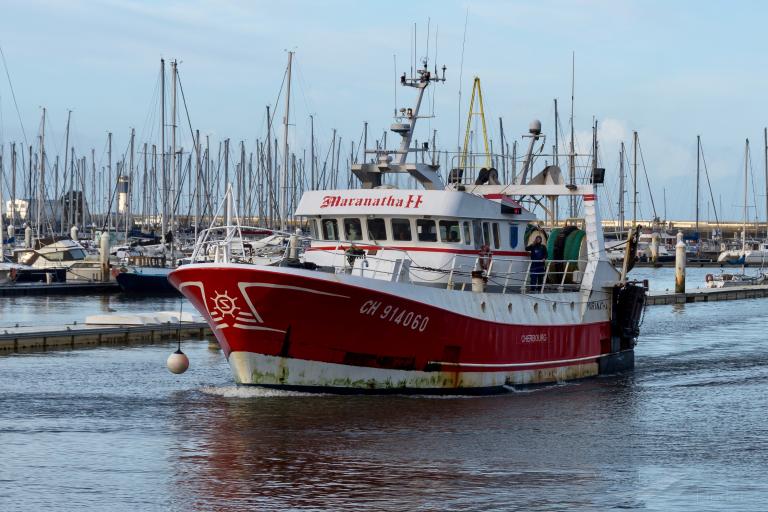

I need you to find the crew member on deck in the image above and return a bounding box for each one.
[526,236,548,288]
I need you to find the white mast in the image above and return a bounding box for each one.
[395,65,430,166]
[127,127,134,240]
[619,141,625,232]
[568,52,576,218]
[195,129,201,242]
[632,130,638,226]
[764,127,767,239]
[63,110,71,234]
[310,114,315,190]
[170,59,178,257]
[107,131,112,231]
[743,138,749,254]
[281,51,293,232]
[36,108,46,241]
[160,58,166,247]
[0,150,4,256]
[696,135,700,234]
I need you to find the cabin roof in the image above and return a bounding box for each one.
[295,189,536,221]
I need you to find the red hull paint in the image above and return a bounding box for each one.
[169,265,611,374]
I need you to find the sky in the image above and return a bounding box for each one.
[0,0,767,222]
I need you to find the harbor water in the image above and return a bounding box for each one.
[1,267,767,510]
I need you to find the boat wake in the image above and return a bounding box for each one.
[197,385,319,398]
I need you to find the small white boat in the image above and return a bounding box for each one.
[717,241,768,265]
[705,271,767,288]
[14,239,105,282]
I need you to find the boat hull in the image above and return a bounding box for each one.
[116,268,178,294]
[169,263,626,392]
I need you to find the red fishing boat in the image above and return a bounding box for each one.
[169,59,646,393]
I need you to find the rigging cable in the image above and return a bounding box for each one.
[698,139,720,229]
[636,135,658,219]
[456,8,469,150]
[0,44,28,148]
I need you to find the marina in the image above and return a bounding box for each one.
[2,1,768,510]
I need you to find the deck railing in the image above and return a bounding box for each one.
[317,244,587,295]
[192,224,290,264]
[192,225,588,295]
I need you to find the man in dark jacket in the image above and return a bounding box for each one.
[526,236,548,288]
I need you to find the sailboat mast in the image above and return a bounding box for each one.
[281,51,294,232]
[632,131,638,226]
[37,107,46,241]
[568,52,576,218]
[127,128,134,240]
[696,135,700,234]
[744,138,749,252]
[619,142,625,231]
[107,132,112,231]
[764,127,767,239]
[11,143,16,228]
[63,110,71,234]
[170,59,178,255]
[0,151,4,254]
[160,58,166,246]
[591,119,598,171]
[195,129,201,241]
[310,114,315,190]
[553,99,559,169]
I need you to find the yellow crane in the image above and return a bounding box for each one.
[460,77,491,171]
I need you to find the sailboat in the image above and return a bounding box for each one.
[708,138,768,287]
[115,59,183,294]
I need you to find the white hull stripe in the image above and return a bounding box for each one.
[430,353,607,368]
[239,281,350,299]
[232,323,286,333]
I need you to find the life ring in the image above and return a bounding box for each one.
[478,244,492,270]
[705,273,714,282]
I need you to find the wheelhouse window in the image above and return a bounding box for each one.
[416,219,437,242]
[492,223,501,249]
[473,221,483,248]
[439,220,461,243]
[481,222,490,247]
[308,219,319,239]
[509,224,519,249]
[367,218,387,241]
[463,221,472,245]
[392,218,412,241]
[343,218,363,241]
[321,219,338,240]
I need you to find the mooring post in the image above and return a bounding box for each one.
[650,232,659,264]
[675,231,686,293]
[100,232,111,282]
